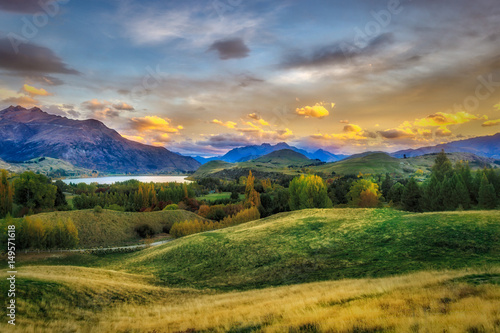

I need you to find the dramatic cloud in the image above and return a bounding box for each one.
[209,38,250,60]
[482,119,500,127]
[81,99,135,119]
[196,133,255,149]
[0,0,57,13]
[22,84,51,97]
[435,127,452,137]
[296,103,330,118]
[378,128,415,139]
[211,119,237,129]
[311,124,374,142]
[0,38,79,74]
[125,115,183,146]
[112,102,134,111]
[282,33,394,69]
[1,95,39,107]
[343,124,363,133]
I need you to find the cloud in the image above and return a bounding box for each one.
[435,127,452,137]
[211,119,237,129]
[482,119,500,127]
[247,113,269,126]
[0,0,57,13]
[197,133,255,149]
[22,84,51,97]
[378,128,415,139]
[343,124,363,133]
[0,38,79,74]
[209,38,250,60]
[81,99,135,119]
[296,103,330,118]
[413,111,483,127]
[282,33,394,69]
[112,102,134,111]
[339,120,349,124]
[1,95,39,107]
[129,116,180,133]
[494,103,500,111]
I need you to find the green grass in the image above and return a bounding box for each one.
[85,208,500,291]
[2,209,206,248]
[196,192,245,202]
[313,152,411,175]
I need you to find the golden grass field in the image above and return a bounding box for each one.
[1,266,499,332]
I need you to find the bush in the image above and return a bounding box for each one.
[163,204,178,210]
[134,223,155,238]
[94,205,103,213]
[106,204,125,212]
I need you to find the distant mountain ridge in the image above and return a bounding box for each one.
[392,133,500,159]
[0,105,200,173]
[193,142,346,164]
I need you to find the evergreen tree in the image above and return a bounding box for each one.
[478,174,497,209]
[381,173,393,199]
[452,173,470,209]
[387,182,404,206]
[402,178,422,212]
[421,174,441,211]
[432,150,453,181]
[441,176,457,211]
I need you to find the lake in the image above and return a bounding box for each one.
[62,175,192,185]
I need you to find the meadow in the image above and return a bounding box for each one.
[1,208,499,332]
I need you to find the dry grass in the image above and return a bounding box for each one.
[1,266,499,333]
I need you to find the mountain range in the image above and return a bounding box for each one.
[192,142,347,164]
[0,106,200,173]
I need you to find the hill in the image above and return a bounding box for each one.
[191,142,346,164]
[190,149,322,179]
[0,156,93,177]
[252,149,312,164]
[312,152,410,176]
[2,209,205,248]
[0,105,200,173]
[392,132,500,159]
[117,208,500,290]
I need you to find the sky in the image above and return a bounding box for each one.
[0,0,499,156]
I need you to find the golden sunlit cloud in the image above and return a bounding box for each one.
[312,124,374,142]
[413,111,484,127]
[379,127,415,139]
[435,127,452,137]
[296,103,330,118]
[494,103,500,111]
[482,119,500,127]
[22,84,51,97]
[211,119,237,129]
[247,113,270,126]
[130,115,180,133]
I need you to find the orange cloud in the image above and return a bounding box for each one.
[482,119,500,127]
[343,124,363,133]
[211,119,237,129]
[130,116,180,133]
[22,84,51,97]
[112,102,134,111]
[296,103,330,118]
[312,124,374,142]
[247,113,270,126]
[435,127,452,137]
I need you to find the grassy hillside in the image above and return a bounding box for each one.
[251,149,311,164]
[0,157,92,177]
[8,209,206,248]
[312,152,412,176]
[1,265,498,332]
[115,209,500,290]
[190,160,235,179]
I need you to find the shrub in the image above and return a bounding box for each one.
[94,205,103,213]
[134,223,155,238]
[163,204,179,210]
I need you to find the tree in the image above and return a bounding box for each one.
[402,178,421,212]
[14,171,57,210]
[387,182,404,206]
[452,173,470,210]
[478,174,497,209]
[347,179,381,208]
[432,150,453,181]
[289,174,332,210]
[381,173,393,199]
[0,169,13,217]
[244,171,260,208]
[420,174,442,211]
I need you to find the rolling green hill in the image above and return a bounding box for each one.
[116,208,500,290]
[3,209,206,248]
[251,149,311,165]
[312,152,411,176]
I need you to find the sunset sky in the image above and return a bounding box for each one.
[0,0,499,156]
